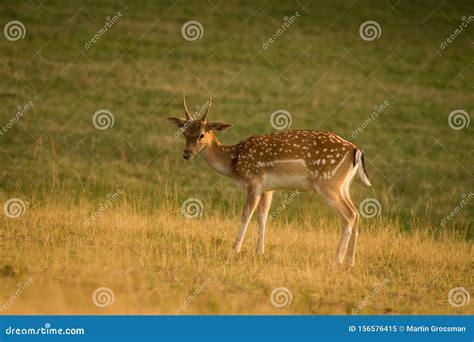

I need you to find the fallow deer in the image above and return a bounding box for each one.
[167,94,372,266]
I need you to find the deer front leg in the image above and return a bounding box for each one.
[256,191,273,255]
[233,185,262,255]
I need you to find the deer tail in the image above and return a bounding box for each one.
[353,149,372,186]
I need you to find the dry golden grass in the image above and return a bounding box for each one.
[1,194,472,315]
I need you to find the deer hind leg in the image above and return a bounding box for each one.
[315,185,358,266]
[256,191,273,255]
[233,185,262,254]
[341,185,359,267]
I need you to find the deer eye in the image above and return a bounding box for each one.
[199,133,205,140]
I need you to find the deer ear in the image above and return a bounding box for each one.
[167,117,186,128]
[208,122,233,132]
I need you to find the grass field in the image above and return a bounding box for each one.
[0,0,472,314]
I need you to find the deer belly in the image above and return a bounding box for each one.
[262,173,312,191]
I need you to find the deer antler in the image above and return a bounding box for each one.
[182,92,191,120]
[201,96,212,122]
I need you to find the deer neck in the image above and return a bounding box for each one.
[201,137,235,177]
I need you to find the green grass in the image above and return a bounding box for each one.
[0,0,472,223]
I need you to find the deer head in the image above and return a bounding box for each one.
[167,93,232,160]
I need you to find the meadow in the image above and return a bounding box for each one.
[0,0,472,314]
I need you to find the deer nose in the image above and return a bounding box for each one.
[183,151,192,160]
